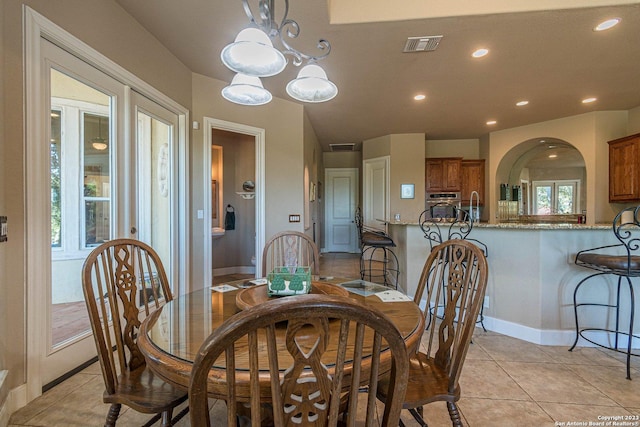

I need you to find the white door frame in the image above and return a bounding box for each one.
[24,7,189,401]
[202,118,266,287]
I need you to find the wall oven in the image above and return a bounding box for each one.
[425,192,462,222]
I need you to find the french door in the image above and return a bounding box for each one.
[37,39,181,387]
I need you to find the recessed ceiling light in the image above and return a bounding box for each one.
[486,120,497,125]
[516,100,529,106]
[414,94,426,101]
[548,154,558,158]
[594,18,621,31]
[582,97,597,104]
[472,48,489,58]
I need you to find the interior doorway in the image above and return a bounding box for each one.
[203,118,265,286]
[324,168,359,253]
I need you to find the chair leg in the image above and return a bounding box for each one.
[408,407,429,426]
[104,404,121,427]
[160,408,173,427]
[447,402,463,427]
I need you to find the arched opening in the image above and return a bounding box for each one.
[496,137,586,221]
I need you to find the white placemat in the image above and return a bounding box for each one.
[375,290,412,302]
[211,284,238,293]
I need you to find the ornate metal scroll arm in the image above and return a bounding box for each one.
[241,0,331,66]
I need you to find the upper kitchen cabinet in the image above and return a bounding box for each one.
[425,158,462,192]
[609,133,640,202]
[461,159,485,205]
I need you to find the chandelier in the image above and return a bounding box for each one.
[221,0,338,106]
[91,116,108,151]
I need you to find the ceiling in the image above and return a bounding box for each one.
[114,1,640,152]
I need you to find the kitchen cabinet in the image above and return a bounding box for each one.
[609,133,640,202]
[461,159,485,205]
[425,158,462,192]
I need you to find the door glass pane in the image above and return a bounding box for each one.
[535,185,552,214]
[557,184,574,214]
[136,110,172,286]
[50,68,112,349]
[51,109,62,248]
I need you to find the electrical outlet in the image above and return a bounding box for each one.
[483,296,490,308]
[0,216,7,242]
[288,214,301,223]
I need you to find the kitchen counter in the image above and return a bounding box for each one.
[386,220,611,230]
[387,221,635,347]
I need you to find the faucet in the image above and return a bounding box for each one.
[469,191,480,222]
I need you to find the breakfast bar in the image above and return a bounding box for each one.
[386,221,638,347]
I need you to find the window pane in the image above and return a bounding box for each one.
[84,200,110,246]
[50,109,62,247]
[536,186,552,214]
[83,113,111,248]
[557,184,574,214]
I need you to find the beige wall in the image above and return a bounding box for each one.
[323,151,361,169]
[1,0,192,393]
[425,138,480,158]
[628,105,640,134]
[362,134,391,159]
[0,0,8,408]
[490,111,628,224]
[190,73,309,287]
[389,134,426,222]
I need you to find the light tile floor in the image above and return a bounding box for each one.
[10,253,640,426]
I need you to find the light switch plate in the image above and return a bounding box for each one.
[0,216,7,242]
[289,214,301,223]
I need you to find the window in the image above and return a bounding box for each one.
[532,180,579,214]
[51,91,112,258]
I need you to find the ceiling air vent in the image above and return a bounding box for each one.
[330,143,356,152]
[403,35,443,53]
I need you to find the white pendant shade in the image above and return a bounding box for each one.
[221,73,272,106]
[220,28,287,77]
[286,64,338,103]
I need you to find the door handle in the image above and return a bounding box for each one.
[130,226,137,234]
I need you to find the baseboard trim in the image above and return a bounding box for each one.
[482,316,640,348]
[0,384,27,427]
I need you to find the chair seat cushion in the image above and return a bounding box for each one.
[377,351,459,408]
[361,231,395,247]
[576,253,640,274]
[104,365,187,413]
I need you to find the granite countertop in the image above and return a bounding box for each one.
[387,221,612,230]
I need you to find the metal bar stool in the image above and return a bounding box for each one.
[569,206,640,379]
[419,207,488,332]
[355,207,399,289]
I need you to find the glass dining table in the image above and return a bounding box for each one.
[138,277,425,401]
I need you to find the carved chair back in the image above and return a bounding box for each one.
[188,294,410,427]
[262,231,320,276]
[414,239,489,387]
[82,238,174,395]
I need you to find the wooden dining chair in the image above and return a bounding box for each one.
[188,294,410,427]
[81,238,188,427]
[376,239,488,427]
[261,230,320,276]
